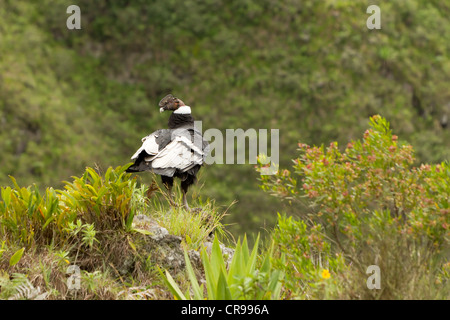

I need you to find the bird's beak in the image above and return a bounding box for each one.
[159,107,165,113]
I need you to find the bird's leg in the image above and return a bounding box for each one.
[167,185,177,207]
[182,189,190,211]
[182,189,202,213]
[161,176,177,207]
[181,177,202,212]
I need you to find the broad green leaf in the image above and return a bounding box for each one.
[260,241,273,274]
[9,176,21,195]
[9,247,25,266]
[86,184,98,196]
[128,238,137,252]
[241,235,250,263]
[201,247,217,300]
[246,234,260,275]
[268,269,284,299]
[184,249,203,300]
[104,167,112,183]
[227,239,242,285]
[210,237,226,281]
[42,216,55,229]
[216,270,232,300]
[0,241,6,259]
[125,211,135,230]
[1,187,12,207]
[157,267,187,300]
[186,234,192,245]
[132,228,153,236]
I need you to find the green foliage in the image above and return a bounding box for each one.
[65,220,99,249]
[9,247,25,267]
[160,235,284,300]
[0,241,6,260]
[1,0,449,240]
[0,272,31,300]
[0,177,69,247]
[0,165,136,249]
[270,214,345,298]
[53,249,71,267]
[153,200,228,250]
[258,116,449,299]
[60,165,136,232]
[1,0,450,300]
[129,176,229,250]
[0,164,233,300]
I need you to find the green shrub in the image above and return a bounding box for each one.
[0,177,71,247]
[0,165,231,299]
[60,165,136,232]
[258,116,449,299]
[270,213,345,299]
[0,165,136,249]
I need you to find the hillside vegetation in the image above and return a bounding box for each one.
[0,1,449,247]
[0,116,448,300]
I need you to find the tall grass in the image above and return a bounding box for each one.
[132,173,232,250]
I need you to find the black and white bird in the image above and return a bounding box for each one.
[126,94,210,211]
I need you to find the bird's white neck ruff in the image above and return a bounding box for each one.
[174,106,191,114]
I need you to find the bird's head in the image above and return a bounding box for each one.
[159,94,186,113]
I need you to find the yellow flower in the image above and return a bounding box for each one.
[321,269,331,279]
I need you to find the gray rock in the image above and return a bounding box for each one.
[133,214,169,241]
[148,224,169,241]
[133,214,185,270]
[132,214,234,272]
[188,249,202,268]
[203,241,235,267]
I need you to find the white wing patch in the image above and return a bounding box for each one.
[130,129,207,174]
[131,133,160,160]
[151,136,204,171]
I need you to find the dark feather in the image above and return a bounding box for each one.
[126,99,209,199]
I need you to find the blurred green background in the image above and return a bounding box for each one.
[0,0,449,239]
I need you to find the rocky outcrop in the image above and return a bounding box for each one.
[132,214,234,272]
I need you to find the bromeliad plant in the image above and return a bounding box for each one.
[60,165,136,232]
[160,235,284,300]
[0,165,137,249]
[0,177,70,247]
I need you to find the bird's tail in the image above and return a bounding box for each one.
[125,162,144,173]
[125,166,138,173]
